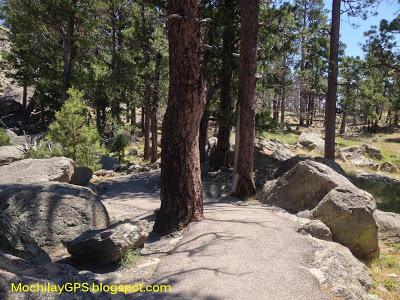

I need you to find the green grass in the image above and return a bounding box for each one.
[120,249,142,268]
[261,131,298,145]
[370,243,400,299]
[0,128,10,146]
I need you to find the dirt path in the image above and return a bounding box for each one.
[100,172,330,299]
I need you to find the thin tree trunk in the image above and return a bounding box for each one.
[200,86,214,164]
[214,0,236,170]
[231,0,259,198]
[339,110,347,134]
[324,0,341,160]
[131,105,136,126]
[150,53,162,163]
[154,0,206,234]
[22,83,28,112]
[62,3,76,101]
[143,82,151,161]
[141,107,145,135]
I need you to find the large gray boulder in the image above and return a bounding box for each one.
[312,187,379,259]
[0,210,51,264]
[273,155,346,178]
[374,210,400,243]
[66,221,149,265]
[298,133,324,151]
[0,145,24,166]
[256,139,294,162]
[309,239,372,300]
[261,160,353,213]
[0,157,74,184]
[0,183,109,254]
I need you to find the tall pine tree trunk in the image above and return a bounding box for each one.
[154,0,206,234]
[62,4,76,101]
[214,0,236,170]
[22,83,28,112]
[325,0,341,160]
[231,0,258,198]
[199,86,214,164]
[150,53,162,163]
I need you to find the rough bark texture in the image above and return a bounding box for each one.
[231,0,258,198]
[22,84,28,112]
[213,0,236,170]
[324,0,341,160]
[154,0,206,234]
[62,2,76,101]
[150,53,162,163]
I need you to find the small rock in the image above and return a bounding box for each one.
[362,144,383,160]
[296,210,313,219]
[379,162,398,174]
[298,220,332,241]
[94,169,115,177]
[66,221,149,265]
[256,139,294,162]
[386,273,397,278]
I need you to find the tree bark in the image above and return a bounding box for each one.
[22,83,28,112]
[213,0,236,171]
[143,82,151,161]
[150,53,162,163]
[62,2,76,101]
[231,0,258,199]
[154,0,206,234]
[131,105,136,126]
[324,0,341,160]
[199,85,214,164]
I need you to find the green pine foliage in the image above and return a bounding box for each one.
[48,88,104,170]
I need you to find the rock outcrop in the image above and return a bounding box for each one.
[374,210,400,243]
[337,144,383,169]
[0,97,21,117]
[298,133,325,151]
[273,155,346,178]
[0,183,109,254]
[0,145,24,166]
[312,187,379,259]
[0,211,51,264]
[261,160,353,213]
[309,239,372,300]
[256,139,294,162]
[66,221,149,264]
[0,157,74,184]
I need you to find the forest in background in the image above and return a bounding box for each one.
[0,0,399,233]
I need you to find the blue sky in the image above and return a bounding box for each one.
[323,0,400,57]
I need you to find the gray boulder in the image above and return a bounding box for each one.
[374,210,400,243]
[337,145,381,169]
[0,157,74,184]
[0,97,21,116]
[0,210,51,264]
[70,166,93,186]
[66,221,149,264]
[298,133,324,151]
[309,239,372,299]
[100,155,120,171]
[312,187,379,259]
[256,139,294,162]
[261,160,353,213]
[0,145,24,166]
[0,183,109,254]
[297,220,332,241]
[273,155,346,178]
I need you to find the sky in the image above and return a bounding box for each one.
[323,0,400,57]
